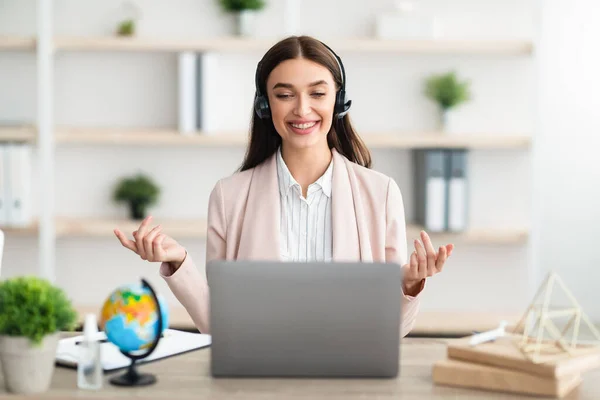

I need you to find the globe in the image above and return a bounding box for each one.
[100,281,169,354]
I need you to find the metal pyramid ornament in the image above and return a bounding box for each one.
[511,271,600,363]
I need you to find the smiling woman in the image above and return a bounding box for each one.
[241,36,371,174]
[114,35,454,337]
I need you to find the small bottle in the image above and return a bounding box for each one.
[77,313,103,390]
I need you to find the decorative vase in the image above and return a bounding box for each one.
[0,333,60,394]
[440,108,459,134]
[129,201,147,220]
[234,10,255,36]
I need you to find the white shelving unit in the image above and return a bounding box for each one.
[0,1,536,334]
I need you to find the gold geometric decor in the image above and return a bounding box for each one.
[510,271,600,363]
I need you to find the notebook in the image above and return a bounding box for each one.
[55,329,211,372]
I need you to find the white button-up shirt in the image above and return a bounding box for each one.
[276,148,333,262]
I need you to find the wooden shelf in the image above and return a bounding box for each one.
[55,217,206,238]
[0,36,36,50]
[0,222,39,235]
[55,128,248,147]
[0,125,36,142]
[55,216,527,244]
[407,311,523,336]
[55,128,531,150]
[75,304,521,337]
[53,36,533,55]
[364,133,531,149]
[0,35,534,55]
[407,225,529,245]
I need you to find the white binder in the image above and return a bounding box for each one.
[0,145,7,226]
[6,143,32,227]
[413,149,448,232]
[197,52,218,134]
[178,51,198,135]
[447,150,468,232]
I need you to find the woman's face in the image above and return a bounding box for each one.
[266,57,336,151]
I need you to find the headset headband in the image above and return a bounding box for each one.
[255,40,346,97]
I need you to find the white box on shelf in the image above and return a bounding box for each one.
[375,14,440,40]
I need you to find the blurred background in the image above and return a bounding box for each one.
[0,0,598,337]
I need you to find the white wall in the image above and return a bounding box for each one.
[535,0,600,322]
[0,0,549,321]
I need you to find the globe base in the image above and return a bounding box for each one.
[109,361,157,387]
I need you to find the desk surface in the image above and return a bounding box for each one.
[0,338,597,399]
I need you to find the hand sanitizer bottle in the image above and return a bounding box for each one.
[78,314,103,390]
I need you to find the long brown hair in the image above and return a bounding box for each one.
[238,35,372,171]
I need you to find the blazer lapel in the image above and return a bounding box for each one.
[331,149,362,261]
[237,152,281,261]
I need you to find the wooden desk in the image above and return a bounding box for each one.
[0,338,597,399]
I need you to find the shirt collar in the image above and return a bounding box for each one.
[276,147,333,198]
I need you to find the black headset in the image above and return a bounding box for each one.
[253,41,352,120]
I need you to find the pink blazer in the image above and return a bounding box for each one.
[160,148,423,337]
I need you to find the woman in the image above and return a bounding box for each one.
[114,35,454,337]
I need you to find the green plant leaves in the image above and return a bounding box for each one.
[218,0,266,12]
[424,71,471,110]
[113,173,160,206]
[0,276,78,346]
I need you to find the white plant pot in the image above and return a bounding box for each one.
[440,108,460,134]
[234,10,256,37]
[0,333,60,394]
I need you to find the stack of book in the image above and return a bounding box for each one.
[432,333,600,398]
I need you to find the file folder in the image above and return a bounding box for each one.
[6,143,32,227]
[447,149,468,232]
[413,149,448,232]
[178,51,197,135]
[0,145,7,226]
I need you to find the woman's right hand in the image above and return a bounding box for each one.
[114,215,187,270]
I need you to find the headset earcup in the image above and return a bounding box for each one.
[335,90,351,119]
[254,95,271,119]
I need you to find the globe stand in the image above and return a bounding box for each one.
[109,278,164,387]
[110,359,156,386]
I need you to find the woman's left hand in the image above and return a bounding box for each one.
[402,230,454,296]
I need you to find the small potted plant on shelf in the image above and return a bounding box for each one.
[114,1,142,37]
[424,71,471,133]
[0,276,78,394]
[116,19,136,36]
[218,0,266,37]
[113,173,160,220]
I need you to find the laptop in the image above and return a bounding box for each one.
[206,260,402,378]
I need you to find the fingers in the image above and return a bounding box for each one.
[436,245,448,272]
[143,225,162,260]
[413,239,428,280]
[446,244,454,257]
[114,229,137,253]
[153,234,167,260]
[420,231,437,277]
[134,216,153,259]
[410,250,418,270]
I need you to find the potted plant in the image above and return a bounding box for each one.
[113,173,160,220]
[424,71,471,133]
[0,276,78,394]
[116,19,136,36]
[114,1,141,37]
[218,0,266,36]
